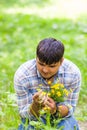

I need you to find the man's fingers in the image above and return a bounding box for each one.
[46,96,54,103]
[44,99,50,106]
[33,90,42,100]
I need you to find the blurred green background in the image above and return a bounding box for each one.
[0,0,87,129]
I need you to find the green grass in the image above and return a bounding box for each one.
[0,0,87,129]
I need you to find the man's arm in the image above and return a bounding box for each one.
[14,71,33,118]
[57,71,81,117]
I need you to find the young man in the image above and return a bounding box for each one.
[14,38,81,130]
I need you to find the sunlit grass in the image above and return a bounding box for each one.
[1,0,87,19]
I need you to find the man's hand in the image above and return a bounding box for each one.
[57,105,69,117]
[30,90,69,118]
[30,90,45,117]
[43,97,57,114]
[43,97,69,117]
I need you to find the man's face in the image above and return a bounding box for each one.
[36,57,63,80]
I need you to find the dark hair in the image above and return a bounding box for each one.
[36,38,64,65]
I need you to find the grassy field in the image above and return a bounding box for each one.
[0,0,87,129]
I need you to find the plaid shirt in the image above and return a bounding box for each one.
[14,58,81,120]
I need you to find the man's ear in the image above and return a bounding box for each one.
[60,57,64,65]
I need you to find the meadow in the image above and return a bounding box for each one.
[0,0,87,129]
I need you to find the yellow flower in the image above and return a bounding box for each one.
[42,91,46,95]
[60,84,64,88]
[51,84,59,89]
[47,81,52,85]
[43,106,50,111]
[37,79,70,103]
[51,89,55,94]
[63,89,69,96]
[47,92,51,96]
[56,91,61,97]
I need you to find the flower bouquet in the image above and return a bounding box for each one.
[30,80,71,130]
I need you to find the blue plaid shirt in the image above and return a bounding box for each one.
[14,58,81,120]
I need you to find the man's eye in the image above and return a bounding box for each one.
[50,66,55,68]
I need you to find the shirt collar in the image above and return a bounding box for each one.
[37,69,42,78]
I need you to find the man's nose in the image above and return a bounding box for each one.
[42,66,49,73]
